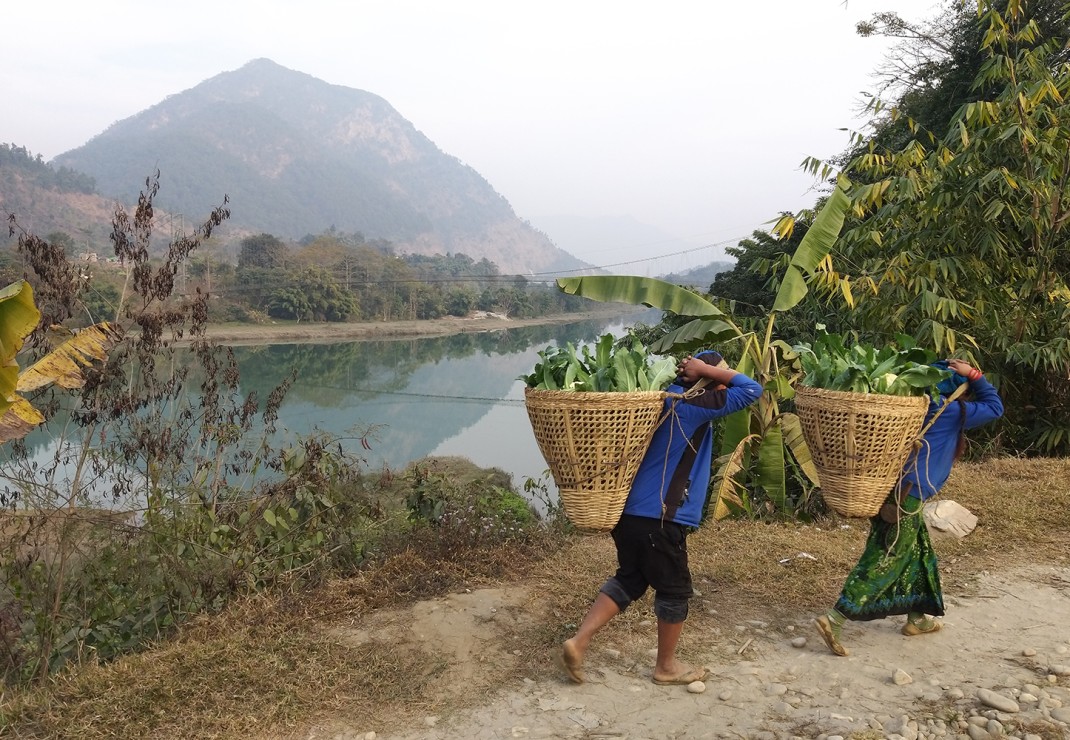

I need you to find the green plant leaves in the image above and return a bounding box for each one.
[792,329,948,396]
[520,333,676,392]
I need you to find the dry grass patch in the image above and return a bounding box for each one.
[2,456,1067,738]
[0,596,444,739]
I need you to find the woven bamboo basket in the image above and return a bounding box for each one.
[524,387,667,533]
[794,385,929,518]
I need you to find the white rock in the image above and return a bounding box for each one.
[946,688,965,700]
[1022,648,1038,657]
[791,636,807,648]
[923,499,978,538]
[510,728,528,737]
[687,680,706,694]
[718,690,732,701]
[1049,664,1070,676]
[893,668,913,685]
[1020,692,1039,702]
[977,688,1020,713]
[1050,706,1070,723]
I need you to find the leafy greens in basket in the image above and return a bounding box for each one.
[520,333,678,392]
[792,330,950,397]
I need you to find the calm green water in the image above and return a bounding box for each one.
[232,312,648,487]
[5,310,654,506]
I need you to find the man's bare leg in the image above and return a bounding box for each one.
[561,592,619,684]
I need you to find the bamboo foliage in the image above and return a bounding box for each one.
[796,1,1070,450]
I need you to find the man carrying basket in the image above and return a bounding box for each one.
[815,359,1004,656]
[561,350,762,686]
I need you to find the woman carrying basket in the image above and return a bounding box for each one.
[561,350,762,686]
[815,359,1003,656]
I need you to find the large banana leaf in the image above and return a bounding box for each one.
[755,422,786,513]
[17,322,122,392]
[0,396,45,443]
[556,276,722,317]
[717,336,760,457]
[0,280,42,418]
[0,321,123,444]
[780,412,820,486]
[648,318,741,355]
[709,434,759,520]
[772,177,853,312]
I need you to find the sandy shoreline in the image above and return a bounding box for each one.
[196,306,642,346]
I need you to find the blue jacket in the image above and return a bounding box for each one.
[623,373,762,527]
[903,376,1004,500]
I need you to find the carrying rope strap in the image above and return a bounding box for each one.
[884,381,972,541]
[658,377,714,523]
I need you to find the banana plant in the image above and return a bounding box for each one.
[556,179,852,519]
[0,280,122,443]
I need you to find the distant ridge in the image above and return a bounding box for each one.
[51,59,587,275]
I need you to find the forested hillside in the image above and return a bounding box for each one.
[47,59,586,276]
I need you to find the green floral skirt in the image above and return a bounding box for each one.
[835,493,944,621]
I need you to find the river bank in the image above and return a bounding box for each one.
[197,306,640,346]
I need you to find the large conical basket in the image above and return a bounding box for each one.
[524,388,667,533]
[794,385,929,518]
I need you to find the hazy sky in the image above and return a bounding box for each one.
[2,1,942,271]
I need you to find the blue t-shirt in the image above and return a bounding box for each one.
[902,376,1004,499]
[623,373,762,527]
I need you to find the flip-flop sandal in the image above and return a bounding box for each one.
[902,618,942,636]
[652,666,710,686]
[814,615,849,656]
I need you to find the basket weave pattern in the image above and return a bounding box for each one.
[794,385,928,518]
[524,388,666,533]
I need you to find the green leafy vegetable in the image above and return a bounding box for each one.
[520,334,677,392]
[791,328,950,397]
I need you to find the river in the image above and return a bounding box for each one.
[3,309,660,509]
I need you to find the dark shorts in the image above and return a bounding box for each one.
[610,514,694,602]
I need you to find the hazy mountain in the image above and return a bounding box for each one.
[48,59,588,275]
[531,212,731,278]
[658,261,736,290]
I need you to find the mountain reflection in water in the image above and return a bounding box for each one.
[7,310,654,508]
[231,312,652,503]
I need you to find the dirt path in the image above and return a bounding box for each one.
[306,563,1070,740]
